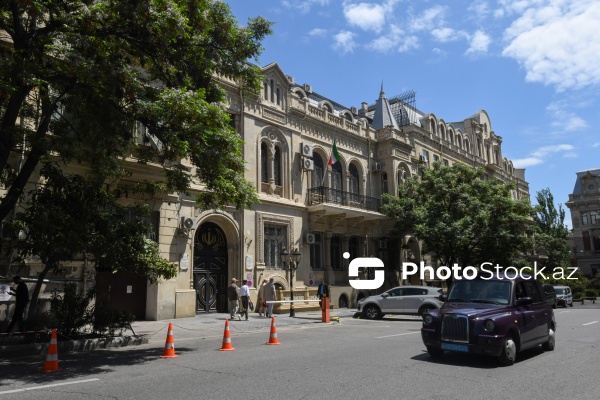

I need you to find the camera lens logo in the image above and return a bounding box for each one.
[345,252,384,290]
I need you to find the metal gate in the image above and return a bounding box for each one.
[193,222,228,313]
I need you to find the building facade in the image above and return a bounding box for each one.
[566,169,600,277]
[1,62,530,322]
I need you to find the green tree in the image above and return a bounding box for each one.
[0,0,272,223]
[381,163,534,284]
[532,188,572,274]
[9,165,177,318]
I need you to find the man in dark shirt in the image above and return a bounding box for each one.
[317,278,329,308]
[6,276,29,333]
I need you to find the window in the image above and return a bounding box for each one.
[264,224,287,269]
[590,211,600,224]
[331,235,342,270]
[270,79,275,102]
[382,172,388,195]
[422,150,430,167]
[524,281,542,304]
[457,136,462,149]
[349,236,360,259]
[312,154,324,188]
[433,154,439,163]
[582,211,589,225]
[404,288,427,296]
[331,162,343,191]
[443,160,449,166]
[261,142,268,183]
[310,233,323,270]
[274,146,282,186]
[593,235,600,252]
[349,164,359,195]
[276,88,281,105]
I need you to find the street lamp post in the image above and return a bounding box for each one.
[281,247,301,317]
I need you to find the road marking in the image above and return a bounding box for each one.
[582,321,598,326]
[0,378,100,395]
[376,331,421,339]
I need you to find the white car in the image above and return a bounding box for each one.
[553,285,573,307]
[357,286,444,319]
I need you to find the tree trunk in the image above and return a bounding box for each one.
[27,262,54,323]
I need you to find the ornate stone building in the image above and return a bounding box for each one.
[1,62,530,322]
[566,169,600,277]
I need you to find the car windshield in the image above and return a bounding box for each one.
[554,288,564,294]
[448,280,512,305]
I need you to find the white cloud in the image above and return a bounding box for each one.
[308,28,327,38]
[513,157,544,168]
[332,30,356,54]
[431,27,465,42]
[343,1,399,33]
[531,144,575,158]
[592,143,600,148]
[282,0,330,14]
[410,5,447,32]
[398,35,420,52]
[465,30,491,54]
[502,1,600,91]
[467,0,491,19]
[546,100,589,132]
[513,144,576,167]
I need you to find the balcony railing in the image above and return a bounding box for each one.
[308,186,381,212]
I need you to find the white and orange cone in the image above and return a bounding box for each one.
[219,319,235,351]
[265,317,280,345]
[160,322,178,358]
[41,329,60,372]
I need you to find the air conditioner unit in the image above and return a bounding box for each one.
[303,83,313,94]
[378,240,388,249]
[306,233,316,244]
[373,162,383,171]
[180,216,196,231]
[301,143,313,158]
[302,158,315,171]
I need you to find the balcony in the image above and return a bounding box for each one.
[307,187,381,213]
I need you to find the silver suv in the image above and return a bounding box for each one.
[358,285,444,319]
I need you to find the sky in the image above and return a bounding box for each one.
[227,0,600,228]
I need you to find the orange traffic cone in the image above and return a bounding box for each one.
[219,319,235,351]
[41,329,60,372]
[160,322,178,358]
[265,317,280,345]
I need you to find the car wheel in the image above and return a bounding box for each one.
[363,304,381,320]
[427,346,444,358]
[552,302,557,309]
[542,327,555,351]
[418,305,437,317]
[498,335,517,366]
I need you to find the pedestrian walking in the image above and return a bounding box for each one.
[6,276,29,333]
[227,278,241,320]
[257,279,268,316]
[239,280,251,320]
[264,277,277,318]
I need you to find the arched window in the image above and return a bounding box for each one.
[276,88,281,105]
[477,138,482,157]
[270,79,275,102]
[456,136,462,149]
[312,154,324,188]
[349,164,359,195]
[465,139,470,153]
[323,103,332,113]
[440,125,445,140]
[261,142,268,183]
[381,172,388,195]
[332,162,343,191]
[274,146,282,186]
[264,81,268,100]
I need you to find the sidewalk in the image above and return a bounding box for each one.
[0,309,358,357]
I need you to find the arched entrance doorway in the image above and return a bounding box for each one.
[194,222,228,313]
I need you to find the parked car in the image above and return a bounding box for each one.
[543,284,557,309]
[421,274,556,366]
[357,286,443,319]
[553,285,573,307]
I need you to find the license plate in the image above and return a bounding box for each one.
[441,342,468,352]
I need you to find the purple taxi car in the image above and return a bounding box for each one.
[421,274,556,366]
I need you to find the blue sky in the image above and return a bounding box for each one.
[227,0,600,228]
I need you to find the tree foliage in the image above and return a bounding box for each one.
[381,163,534,273]
[9,164,177,317]
[0,0,273,223]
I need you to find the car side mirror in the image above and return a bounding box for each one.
[438,294,447,302]
[381,293,389,298]
[516,297,533,307]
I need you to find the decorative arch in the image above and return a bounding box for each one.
[291,87,307,99]
[319,100,334,113]
[339,110,354,122]
[258,127,290,198]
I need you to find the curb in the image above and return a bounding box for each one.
[0,335,149,356]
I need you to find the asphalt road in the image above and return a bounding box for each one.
[0,307,598,400]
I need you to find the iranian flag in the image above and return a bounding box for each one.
[322,139,341,185]
[328,139,341,166]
